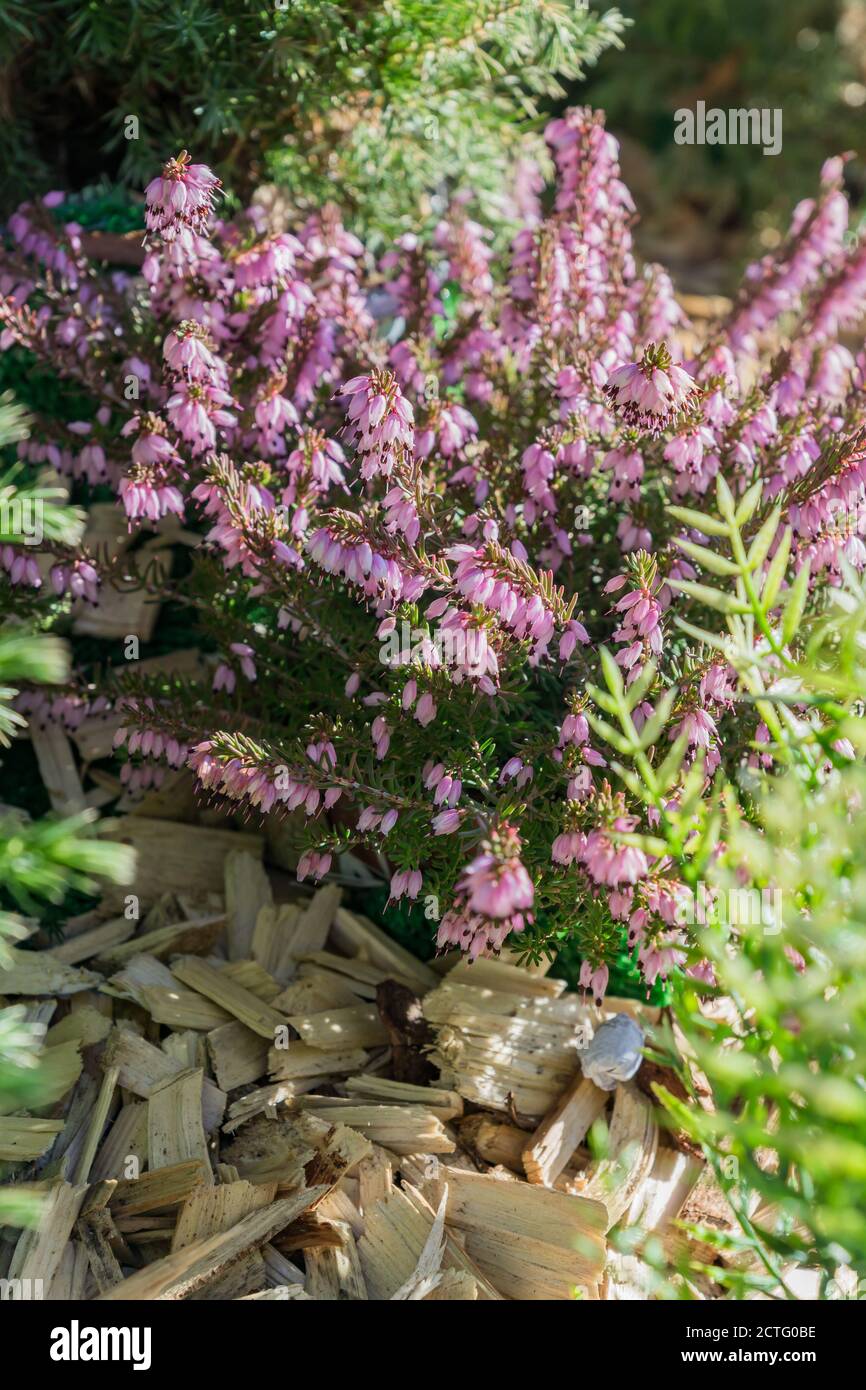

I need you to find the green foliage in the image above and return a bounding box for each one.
[590,479,866,1295]
[1,1,626,242]
[585,0,864,264]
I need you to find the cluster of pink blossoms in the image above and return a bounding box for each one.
[436,828,535,961]
[5,104,865,991]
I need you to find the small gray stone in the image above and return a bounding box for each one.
[580,1014,645,1092]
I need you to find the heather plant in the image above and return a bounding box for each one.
[2,108,866,1011]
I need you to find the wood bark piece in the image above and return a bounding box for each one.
[172,1179,277,1252]
[76,1209,125,1293]
[46,1239,91,1300]
[20,1039,83,1110]
[522,1075,608,1187]
[579,1083,659,1230]
[330,907,438,992]
[39,1074,98,1178]
[225,850,273,961]
[8,1180,88,1288]
[0,1116,64,1161]
[429,1165,608,1299]
[293,1099,455,1156]
[103,817,263,905]
[95,913,225,968]
[222,959,282,1001]
[187,1251,265,1300]
[342,1075,463,1119]
[171,955,288,1040]
[395,1180,504,1300]
[445,955,566,997]
[97,1188,327,1300]
[30,722,85,814]
[262,1243,306,1288]
[147,1068,213,1183]
[102,1026,225,1132]
[1,946,101,996]
[285,885,342,963]
[300,950,394,996]
[239,1285,312,1300]
[207,1020,270,1091]
[140,984,232,1031]
[45,1006,112,1049]
[459,1115,529,1172]
[252,904,301,982]
[424,979,589,1117]
[357,1182,501,1301]
[358,1147,394,1211]
[357,1186,440,1300]
[284,1003,388,1051]
[305,1219,368,1300]
[72,1064,119,1186]
[375,979,438,1084]
[268,1041,369,1083]
[626,1146,702,1232]
[223,1082,304,1133]
[298,1115,373,1186]
[317,1187,364,1238]
[271,972,363,1014]
[425,1270,478,1299]
[47,917,134,965]
[110,1159,212,1218]
[90,1102,148,1183]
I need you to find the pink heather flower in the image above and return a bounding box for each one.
[638,932,687,987]
[581,817,649,886]
[499,756,524,783]
[234,233,302,291]
[145,151,222,243]
[357,806,381,832]
[460,851,533,920]
[166,380,235,454]
[297,851,332,883]
[306,527,415,604]
[122,414,180,469]
[212,664,236,694]
[423,761,445,788]
[371,715,391,760]
[436,827,534,960]
[578,960,610,1006]
[552,830,585,865]
[401,678,417,710]
[339,369,414,477]
[390,868,422,901]
[50,559,99,604]
[559,618,589,661]
[119,471,185,523]
[415,692,437,727]
[163,320,225,383]
[432,809,460,835]
[672,708,717,748]
[567,768,594,800]
[604,343,699,436]
[229,642,257,681]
